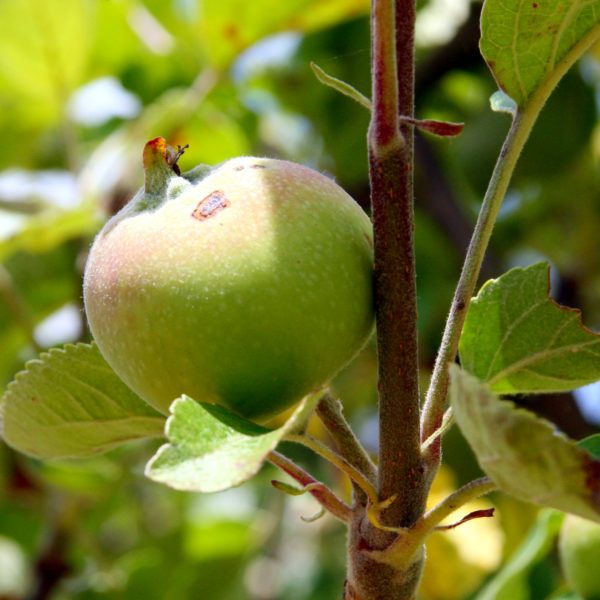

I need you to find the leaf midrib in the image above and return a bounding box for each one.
[487,337,600,386]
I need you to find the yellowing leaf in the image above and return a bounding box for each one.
[451,366,600,522]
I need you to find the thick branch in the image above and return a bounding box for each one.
[369,0,424,528]
[370,0,402,151]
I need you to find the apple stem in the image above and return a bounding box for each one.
[142,138,182,210]
[267,451,352,523]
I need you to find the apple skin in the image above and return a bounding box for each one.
[559,514,600,600]
[84,146,374,420]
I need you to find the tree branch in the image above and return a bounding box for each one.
[370,0,424,529]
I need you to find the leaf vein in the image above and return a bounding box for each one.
[488,338,600,385]
[484,296,546,381]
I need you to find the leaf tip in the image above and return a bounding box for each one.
[401,117,464,137]
[169,394,192,414]
[144,442,171,480]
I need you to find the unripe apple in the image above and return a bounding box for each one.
[559,514,600,599]
[83,138,374,420]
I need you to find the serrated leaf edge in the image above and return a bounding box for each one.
[472,263,600,390]
[144,390,325,492]
[3,342,96,398]
[144,396,282,492]
[481,0,600,107]
[451,365,600,518]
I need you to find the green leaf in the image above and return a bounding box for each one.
[480,0,600,107]
[0,205,100,263]
[474,509,564,600]
[450,366,600,522]
[145,391,323,492]
[0,0,91,126]
[0,343,165,459]
[310,62,372,110]
[0,245,81,388]
[579,434,600,460]
[196,0,369,67]
[459,263,600,394]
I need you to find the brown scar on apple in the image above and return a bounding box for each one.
[192,190,230,221]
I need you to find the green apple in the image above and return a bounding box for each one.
[559,514,600,599]
[83,138,374,420]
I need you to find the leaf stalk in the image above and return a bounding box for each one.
[421,105,539,476]
[285,433,379,505]
[267,451,352,523]
[315,394,378,486]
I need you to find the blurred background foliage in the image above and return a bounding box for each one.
[0,0,599,598]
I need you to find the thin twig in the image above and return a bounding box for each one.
[285,434,379,505]
[420,108,539,476]
[267,451,351,523]
[417,477,497,533]
[372,477,497,566]
[315,394,377,485]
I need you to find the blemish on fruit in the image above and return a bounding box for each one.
[532,2,538,7]
[233,165,245,171]
[192,190,230,221]
[250,164,266,169]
